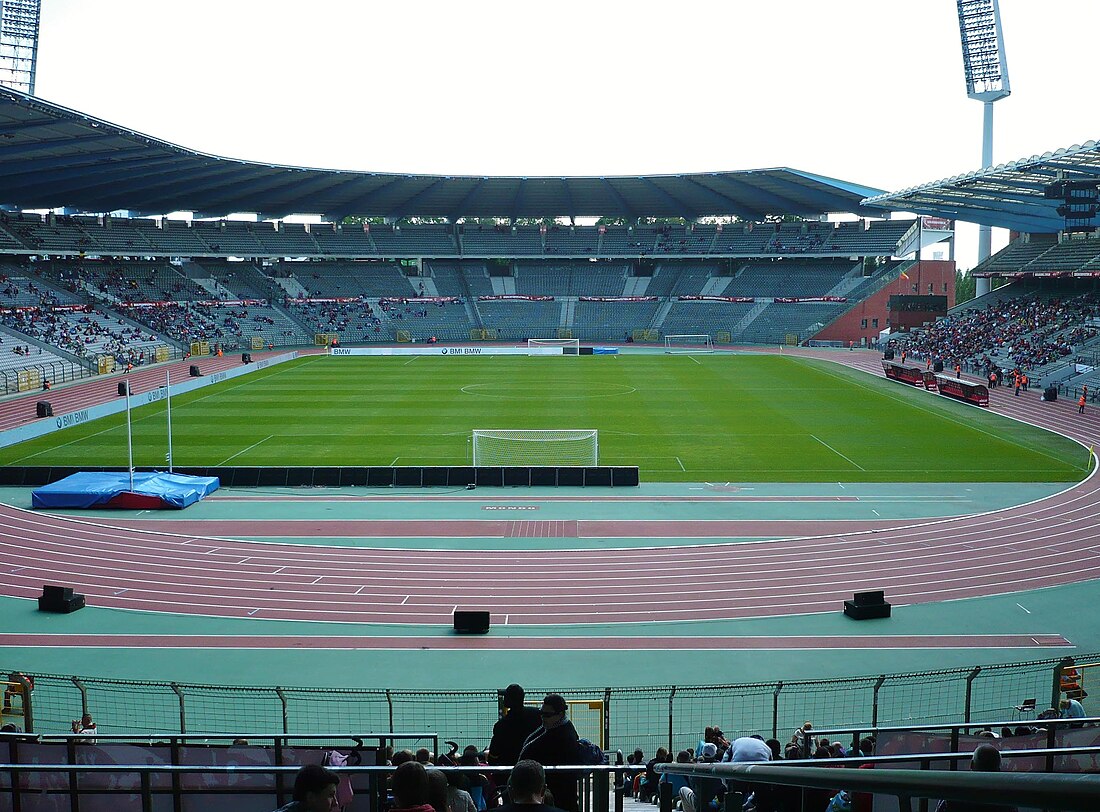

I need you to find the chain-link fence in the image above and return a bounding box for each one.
[6,652,1090,754]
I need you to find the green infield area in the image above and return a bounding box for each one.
[0,354,1088,481]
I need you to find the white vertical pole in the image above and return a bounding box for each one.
[125,383,134,491]
[165,369,173,473]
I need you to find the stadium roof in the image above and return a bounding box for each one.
[0,87,889,221]
[863,141,1100,233]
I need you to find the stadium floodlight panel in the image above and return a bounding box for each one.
[0,0,41,95]
[957,0,1010,101]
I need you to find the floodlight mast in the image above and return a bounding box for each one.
[0,0,41,95]
[957,0,1010,297]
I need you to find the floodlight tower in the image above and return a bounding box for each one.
[957,0,1010,297]
[0,0,41,95]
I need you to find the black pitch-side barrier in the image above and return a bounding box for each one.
[0,465,639,488]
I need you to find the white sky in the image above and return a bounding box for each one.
[29,0,1100,270]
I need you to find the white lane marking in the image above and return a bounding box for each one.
[688,356,703,365]
[218,435,274,465]
[810,434,866,471]
[403,356,418,366]
[390,457,400,466]
[1016,603,1031,614]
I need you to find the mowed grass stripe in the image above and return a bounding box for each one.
[0,355,1087,482]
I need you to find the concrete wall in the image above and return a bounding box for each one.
[812,261,956,346]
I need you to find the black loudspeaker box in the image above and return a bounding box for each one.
[933,360,944,373]
[117,381,129,396]
[36,401,53,418]
[843,590,890,620]
[38,584,86,613]
[882,349,895,360]
[453,610,491,634]
[189,365,201,377]
[242,352,252,363]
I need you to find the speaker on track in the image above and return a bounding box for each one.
[36,401,53,418]
[189,365,202,377]
[843,590,891,620]
[38,584,86,614]
[117,381,129,396]
[241,352,252,364]
[453,610,490,634]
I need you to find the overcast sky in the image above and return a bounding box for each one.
[29,0,1100,270]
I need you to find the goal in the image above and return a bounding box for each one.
[664,334,714,353]
[471,429,598,466]
[527,338,580,355]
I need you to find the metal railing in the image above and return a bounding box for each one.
[0,359,94,395]
[9,653,1093,754]
[656,750,1100,812]
[801,715,1100,768]
[0,753,641,812]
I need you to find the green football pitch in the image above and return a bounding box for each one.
[0,354,1088,482]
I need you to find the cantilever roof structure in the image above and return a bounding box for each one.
[0,87,889,221]
[863,141,1100,234]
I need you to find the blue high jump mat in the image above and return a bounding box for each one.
[32,471,220,510]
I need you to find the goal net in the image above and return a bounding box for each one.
[664,334,714,354]
[472,429,598,466]
[528,338,580,355]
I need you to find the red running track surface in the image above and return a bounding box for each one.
[0,350,1098,626]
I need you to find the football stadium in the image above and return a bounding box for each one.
[1,1,1099,809]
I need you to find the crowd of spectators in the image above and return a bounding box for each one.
[904,293,1100,374]
[0,307,160,366]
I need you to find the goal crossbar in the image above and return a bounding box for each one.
[664,334,714,354]
[472,429,598,466]
[528,338,580,356]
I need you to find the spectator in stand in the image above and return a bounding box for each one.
[496,760,569,812]
[1059,697,1086,725]
[518,694,580,812]
[721,736,772,810]
[680,742,723,812]
[658,750,692,802]
[273,764,339,812]
[934,744,1016,812]
[71,712,97,743]
[639,747,668,803]
[390,762,436,812]
[490,684,542,765]
[426,769,451,812]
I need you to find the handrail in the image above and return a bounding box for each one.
[657,759,1100,812]
[3,731,438,742]
[802,715,1100,739]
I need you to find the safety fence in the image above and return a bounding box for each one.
[3,654,1093,755]
[1,746,1098,812]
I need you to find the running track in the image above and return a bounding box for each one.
[2,350,1100,627]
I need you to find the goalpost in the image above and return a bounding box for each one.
[664,334,714,354]
[527,338,580,356]
[472,429,598,466]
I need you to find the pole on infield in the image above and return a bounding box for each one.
[165,369,174,473]
[125,383,134,491]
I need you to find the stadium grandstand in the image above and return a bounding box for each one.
[4,10,1100,810]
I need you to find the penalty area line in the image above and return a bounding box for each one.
[218,435,274,465]
[675,456,686,472]
[810,434,866,471]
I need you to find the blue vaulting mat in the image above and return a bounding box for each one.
[32,471,220,510]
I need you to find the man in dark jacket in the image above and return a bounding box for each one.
[518,694,580,812]
[490,684,543,765]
